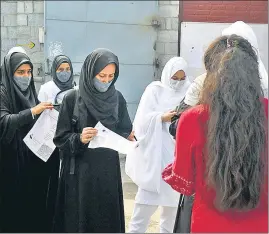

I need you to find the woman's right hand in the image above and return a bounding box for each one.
[161,111,177,122]
[80,127,98,144]
[31,102,54,115]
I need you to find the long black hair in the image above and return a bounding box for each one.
[201,34,267,211]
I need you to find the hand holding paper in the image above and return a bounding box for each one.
[88,122,139,154]
[80,127,98,144]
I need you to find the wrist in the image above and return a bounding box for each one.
[31,108,36,116]
[79,134,86,145]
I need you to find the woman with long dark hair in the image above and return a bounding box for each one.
[169,35,229,139]
[171,35,229,233]
[162,35,268,232]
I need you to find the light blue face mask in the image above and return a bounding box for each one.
[93,77,113,92]
[13,76,31,91]
[56,71,71,83]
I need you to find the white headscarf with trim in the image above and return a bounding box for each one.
[7,47,27,56]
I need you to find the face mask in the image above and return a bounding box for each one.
[56,71,71,83]
[13,76,31,91]
[170,79,186,90]
[93,77,113,92]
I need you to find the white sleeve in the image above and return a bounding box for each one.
[132,85,162,138]
[37,85,47,102]
[126,85,164,193]
[184,73,206,106]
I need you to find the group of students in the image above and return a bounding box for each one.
[0,20,268,233]
[0,47,133,233]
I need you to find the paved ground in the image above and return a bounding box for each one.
[120,156,160,233]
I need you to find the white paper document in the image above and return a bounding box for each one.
[23,109,59,162]
[88,122,139,155]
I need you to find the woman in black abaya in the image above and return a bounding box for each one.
[53,48,133,233]
[0,51,59,232]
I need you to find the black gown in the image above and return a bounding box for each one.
[53,89,132,233]
[0,86,59,232]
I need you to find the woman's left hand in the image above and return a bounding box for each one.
[127,131,136,141]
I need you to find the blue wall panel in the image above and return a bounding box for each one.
[45,1,158,121]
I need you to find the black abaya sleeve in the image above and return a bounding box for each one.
[53,91,87,155]
[0,86,34,143]
[115,91,133,139]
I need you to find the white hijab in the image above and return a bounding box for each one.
[125,57,191,193]
[7,46,27,56]
[184,73,206,106]
[157,57,190,89]
[222,21,268,96]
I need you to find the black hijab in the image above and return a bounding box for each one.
[78,48,119,129]
[0,52,38,113]
[51,55,74,91]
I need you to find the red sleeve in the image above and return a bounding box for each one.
[162,107,202,196]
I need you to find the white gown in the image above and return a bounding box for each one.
[126,57,191,207]
[134,122,182,207]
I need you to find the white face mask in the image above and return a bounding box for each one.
[170,79,186,90]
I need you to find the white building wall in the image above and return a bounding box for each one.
[180,22,268,80]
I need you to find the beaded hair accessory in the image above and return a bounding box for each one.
[227,38,238,48]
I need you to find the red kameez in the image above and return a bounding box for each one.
[162,98,268,233]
